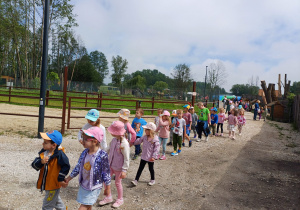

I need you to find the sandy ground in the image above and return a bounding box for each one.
[0,103,299,210]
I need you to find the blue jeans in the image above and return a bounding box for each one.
[159,137,168,155]
[253,110,258,120]
[134,144,141,156]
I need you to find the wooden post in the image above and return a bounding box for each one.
[46,90,49,106]
[267,84,272,103]
[192,81,196,107]
[61,66,68,134]
[261,80,272,104]
[278,74,282,97]
[284,74,287,98]
[67,96,71,129]
[8,86,11,103]
[270,83,277,102]
[85,93,88,107]
[99,93,103,109]
[97,93,100,108]
[136,101,139,110]
[151,97,155,114]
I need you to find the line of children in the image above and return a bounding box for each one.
[210,107,218,136]
[196,102,210,142]
[167,110,177,146]
[182,105,192,147]
[171,109,186,156]
[190,106,198,139]
[216,108,226,136]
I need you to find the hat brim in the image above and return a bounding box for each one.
[85,115,98,122]
[40,132,51,140]
[118,113,129,120]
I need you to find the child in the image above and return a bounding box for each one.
[258,106,264,120]
[31,130,70,209]
[263,105,268,121]
[78,109,107,151]
[189,106,198,139]
[196,102,210,142]
[131,122,160,186]
[100,121,130,208]
[182,105,192,147]
[227,109,238,140]
[237,109,246,136]
[117,109,136,143]
[131,108,147,160]
[167,110,177,146]
[155,110,171,160]
[154,108,163,128]
[210,107,218,136]
[226,101,231,115]
[216,107,226,136]
[171,109,186,155]
[65,127,111,210]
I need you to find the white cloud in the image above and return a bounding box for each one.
[71,0,300,91]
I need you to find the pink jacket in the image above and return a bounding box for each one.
[108,137,130,172]
[227,115,238,126]
[124,122,137,143]
[218,113,226,124]
[237,115,246,125]
[133,135,160,161]
[155,118,170,138]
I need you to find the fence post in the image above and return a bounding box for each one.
[85,93,88,107]
[61,66,68,134]
[97,93,100,108]
[8,86,11,103]
[151,97,155,114]
[46,90,49,106]
[136,101,139,110]
[99,93,103,109]
[205,99,208,107]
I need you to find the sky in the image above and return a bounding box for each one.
[71,0,300,92]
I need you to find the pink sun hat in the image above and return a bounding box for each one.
[142,122,157,131]
[160,110,170,117]
[107,121,126,136]
[83,127,104,143]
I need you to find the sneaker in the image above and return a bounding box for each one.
[182,142,185,147]
[131,180,138,186]
[157,154,160,159]
[171,151,178,156]
[189,141,192,147]
[148,180,155,186]
[99,196,113,206]
[232,136,236,140]
[167,142,172,146]
[196,138,201,142]
[177,149,181,153]
[132,155,138,160]
[205,136,209,142]
[238,133,241,136]
[112,199,124,208]
[160,155,166,160]
[215,133,219,136]
[194,134,197,138]
[229,135,232,138]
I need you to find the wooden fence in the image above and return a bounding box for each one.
[293,95,300,131]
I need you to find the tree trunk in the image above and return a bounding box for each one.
[270,83,277,101]
[267,84,272,103]
[261,80,272,104]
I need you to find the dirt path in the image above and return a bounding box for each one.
[0,104,299,209]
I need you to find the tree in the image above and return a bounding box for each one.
[171,64,192,92]
[290,81,300,95]
[207,60,227,90]
[89,51,109,85]
[153,81,168,92]
[47,72,59,90]
[126,75,146,91]
[111,55,128,87]
[230,84,259,95]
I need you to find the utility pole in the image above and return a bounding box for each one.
[38,0,50,137]
[204,66,208,99]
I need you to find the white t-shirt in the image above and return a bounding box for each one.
[173,118,186,136]
[77,123,107,151]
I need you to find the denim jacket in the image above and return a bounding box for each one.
[70,148,111,190]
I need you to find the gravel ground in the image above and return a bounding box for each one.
[0,103,299,210]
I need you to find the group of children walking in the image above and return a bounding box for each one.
[31,101,248,209]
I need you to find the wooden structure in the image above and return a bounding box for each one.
[293,95,300,131]
[267,101,289,122]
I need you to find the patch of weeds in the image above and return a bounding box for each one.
[0,131,4,135]
[286,142,298,148]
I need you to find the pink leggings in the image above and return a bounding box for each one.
[110,167,123,200]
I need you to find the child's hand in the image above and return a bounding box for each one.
[149,157,155,162]
[41,156,49,164]
[129,142,133,147]
[64,176,72,184]
[59,181,68,188]
[120,172,127,179]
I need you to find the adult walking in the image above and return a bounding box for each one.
[222,96,227,109]
[253,100,260,120]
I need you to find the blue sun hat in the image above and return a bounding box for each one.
[183,104,190,109]
[40,130,62,145]
[210,107,218,112]
[238,105,243,109]
[85,109,99,122]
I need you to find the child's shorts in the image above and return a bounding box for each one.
[227,124,236,132]
[77,185,101,205]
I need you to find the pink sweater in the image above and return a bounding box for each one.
[218,113,226,124]
[134,135,160,161]
[155,118,170,138]
[227,115,238,125]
